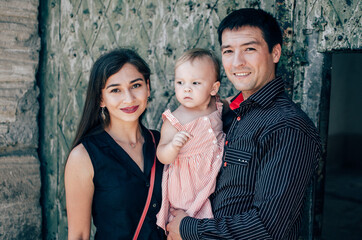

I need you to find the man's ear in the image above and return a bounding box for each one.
[272,44,282,63]
[211,81,221,96]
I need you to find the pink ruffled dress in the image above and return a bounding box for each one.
[156,101,225,230]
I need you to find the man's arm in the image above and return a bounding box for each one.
[178,128,320,240]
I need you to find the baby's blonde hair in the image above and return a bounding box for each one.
[175,48,221,82]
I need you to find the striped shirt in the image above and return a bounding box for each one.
[180,77,321,239]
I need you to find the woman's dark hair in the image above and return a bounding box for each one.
[71,48,151,149]
[217,8,283,52]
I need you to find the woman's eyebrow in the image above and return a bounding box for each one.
[106,83,120,89]
[130,78,144,83]
[106,78,144,89]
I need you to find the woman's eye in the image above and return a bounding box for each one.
[132,83,141,89]
[110,88,120,93]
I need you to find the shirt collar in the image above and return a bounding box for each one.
[229,76,285,110]
[229,92,244,110]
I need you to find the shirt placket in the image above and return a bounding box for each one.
[223,106,246,167]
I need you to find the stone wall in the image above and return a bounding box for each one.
[0,0,41,239]
[0,0,359,239]
[38,0,361,239]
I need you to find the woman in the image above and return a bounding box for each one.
[65,48,165,239]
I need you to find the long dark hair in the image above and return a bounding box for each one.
[71,48,151,149]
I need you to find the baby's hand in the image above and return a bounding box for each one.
[172,131,192,149]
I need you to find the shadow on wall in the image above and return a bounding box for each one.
[322,53,362,240]
[327,134,362,170]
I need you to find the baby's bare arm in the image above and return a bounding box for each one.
[157,120,191,164]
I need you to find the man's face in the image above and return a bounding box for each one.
[221,26,281,99]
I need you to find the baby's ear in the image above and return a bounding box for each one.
[210,81,221,96]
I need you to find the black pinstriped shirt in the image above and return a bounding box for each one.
[180,77,321,239]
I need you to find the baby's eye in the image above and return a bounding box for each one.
[176,81,183,85]
[193,82,200,85]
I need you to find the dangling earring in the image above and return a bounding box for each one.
[101,107,106,121]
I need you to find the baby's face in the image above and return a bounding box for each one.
[174,58,220,110]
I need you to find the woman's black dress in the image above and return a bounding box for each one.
[81,125,165,239]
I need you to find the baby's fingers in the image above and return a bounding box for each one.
[178,131,192,139]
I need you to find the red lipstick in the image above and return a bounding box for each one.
[120,105,139,113]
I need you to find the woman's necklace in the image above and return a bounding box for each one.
[115,136,142,148]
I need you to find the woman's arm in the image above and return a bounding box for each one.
[156,119,191,164]
[65,144,94,240]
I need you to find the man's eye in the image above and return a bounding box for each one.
[245,48,256,51]
[222,49,233,54]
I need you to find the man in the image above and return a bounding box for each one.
[166,8,321,240]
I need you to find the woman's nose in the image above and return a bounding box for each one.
[123,90,134,103]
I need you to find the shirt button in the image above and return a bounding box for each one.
[208,128,212,133]
[146,183,150,187]
[204,117,208,121]
[213,140,217,144]
[216,155,220,158]
[152,203,157,208]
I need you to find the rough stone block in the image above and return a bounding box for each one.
[0,155,41,239]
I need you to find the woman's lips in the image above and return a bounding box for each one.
[120,105,139,113]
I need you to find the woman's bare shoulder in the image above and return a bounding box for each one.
[66,144,93,177]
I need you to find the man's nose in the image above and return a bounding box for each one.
[233,52,246,67]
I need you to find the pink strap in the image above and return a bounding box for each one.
[162,109,184,131]
[133,130,157,240]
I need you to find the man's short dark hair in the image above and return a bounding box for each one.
[217,8,283,52]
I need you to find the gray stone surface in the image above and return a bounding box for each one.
[0,0,41,239]
[0,155,41,239]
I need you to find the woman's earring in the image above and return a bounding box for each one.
[101,107,106,121]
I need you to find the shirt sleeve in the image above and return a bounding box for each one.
[180,127,321,240]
